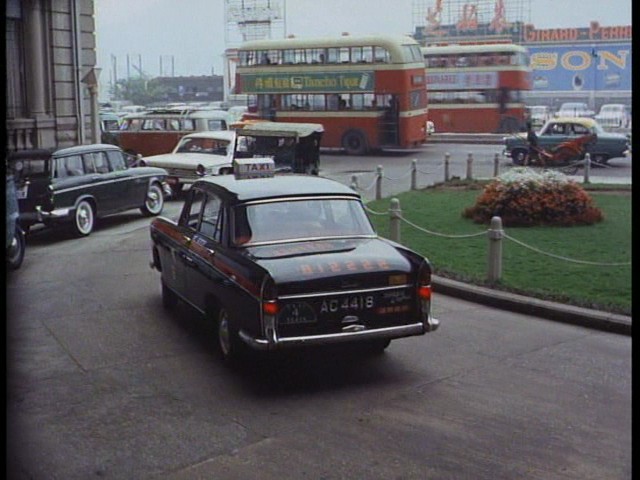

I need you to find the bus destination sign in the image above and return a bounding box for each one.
[240,71,375,93]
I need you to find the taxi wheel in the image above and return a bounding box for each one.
[141,183,164,216]
[216,308,244,364]
[6,226,25,271]
[73,200,95,237]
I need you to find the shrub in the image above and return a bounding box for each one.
[462,167,604,227]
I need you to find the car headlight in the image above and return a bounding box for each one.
[196,164,206,176]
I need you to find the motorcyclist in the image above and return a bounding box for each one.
[525,121,540,166]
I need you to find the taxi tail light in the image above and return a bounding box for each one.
[417,261,432,317]
[261,276,279,344]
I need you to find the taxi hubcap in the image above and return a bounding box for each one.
[218,312,231,356]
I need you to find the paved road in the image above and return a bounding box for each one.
[7,177,631,479]
[319,143,632,201]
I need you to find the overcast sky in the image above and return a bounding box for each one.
[95,0,632,83]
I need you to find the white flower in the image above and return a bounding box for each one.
[495,167,572,190]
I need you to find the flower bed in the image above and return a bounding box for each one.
[462,167,604,227]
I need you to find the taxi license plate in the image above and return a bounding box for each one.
[320,295,374,314]
[16,185,29,199]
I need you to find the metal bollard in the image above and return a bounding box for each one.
[487,216,504,283]
[493,153,500,177]
[350,174,359,191]
[411,159,417,190]
[444,152,450,182]
[389,198,401,243]
[583,153,591,184]
[376,165,383,200]
[466,152,473,180]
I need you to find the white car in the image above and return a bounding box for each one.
[595,104,631,129]
[527,105,551,127]
[138,130,235,195]
[555,102,595,119]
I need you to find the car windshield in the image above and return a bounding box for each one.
[530,107,546,113]
[232,197,375,246]
[176,137,229,155]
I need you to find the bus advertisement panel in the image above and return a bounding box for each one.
[234,35,429,155]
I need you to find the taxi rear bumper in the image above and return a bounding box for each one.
[239,316,439,350]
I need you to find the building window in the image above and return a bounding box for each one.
[6,0,26,119]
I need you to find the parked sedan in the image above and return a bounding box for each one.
[139,130,235,196]
[554,102,595,118]
[8,144,170,237]
[149,160,439,364]
[526,105,551,127]
[504,117,630,165]
[595,103,631,129]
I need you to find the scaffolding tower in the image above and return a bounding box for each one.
[224,0,286,47]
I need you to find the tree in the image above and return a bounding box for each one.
[110,77,169,105]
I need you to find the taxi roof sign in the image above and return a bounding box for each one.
[233,157,275,179]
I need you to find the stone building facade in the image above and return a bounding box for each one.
[6,0,98,153]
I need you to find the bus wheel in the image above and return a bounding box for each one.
[342,130,368,155]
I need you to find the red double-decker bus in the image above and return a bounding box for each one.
[234,35,429,155]
[422,43,532,133]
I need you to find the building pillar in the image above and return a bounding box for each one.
[24,0,47,117]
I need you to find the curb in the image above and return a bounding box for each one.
[432,275,631,336]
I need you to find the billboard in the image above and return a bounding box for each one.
[526,43,631,93]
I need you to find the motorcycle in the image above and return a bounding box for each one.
[6,163,26,271]
[526,133,597,174]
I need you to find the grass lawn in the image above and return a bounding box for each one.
[366,183,631,315]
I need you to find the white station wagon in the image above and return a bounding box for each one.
[138,130,235,195]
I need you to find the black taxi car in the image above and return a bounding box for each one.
[8,144,170,237]
[149,160,439,362]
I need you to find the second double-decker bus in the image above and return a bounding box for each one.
[422,43,531,133]
[234,35,429,155]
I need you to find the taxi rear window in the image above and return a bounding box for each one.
[232,198,374,245]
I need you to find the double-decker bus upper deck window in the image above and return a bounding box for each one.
[240,50,253,66]
[374,46,390,63]
[339,47,350,63]
[402,45,422,63]
[294,48,306,64]
[283,49,294,64]
[327,47,339,64]
[309,48,326,64]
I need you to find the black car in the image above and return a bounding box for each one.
[8,144,170,237]
[149,163,439,363]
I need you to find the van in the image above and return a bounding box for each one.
[117,109,231,157]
